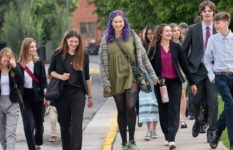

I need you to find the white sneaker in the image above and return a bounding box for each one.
[169,141,176,149]
[144,131,152,141]
[150,129,158,139]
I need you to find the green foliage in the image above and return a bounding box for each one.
[0,0,77,51]
[218,97,229,148]
[50,4,68,49]
[1,1,43,55]
[94,0,233,29]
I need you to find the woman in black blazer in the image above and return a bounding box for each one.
[0,47,23,150]
[18,38,48,150]
[48,30,93,150]
[149,24,197,149]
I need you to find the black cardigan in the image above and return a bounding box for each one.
[0,64,23,103]
[20,60,48,101]
[150,41,195,85]
[48,51,90,94]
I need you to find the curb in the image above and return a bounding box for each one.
[101,113,118,150]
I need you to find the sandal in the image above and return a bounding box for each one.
[48,136,57,142]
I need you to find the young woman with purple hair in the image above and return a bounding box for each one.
[99,10,158,150]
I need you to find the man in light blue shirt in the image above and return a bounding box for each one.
[204,11,233,150]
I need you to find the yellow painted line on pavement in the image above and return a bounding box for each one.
[101,113,118,150]
[89,67,99,74]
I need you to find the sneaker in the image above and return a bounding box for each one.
[180,121,188,128]
[121,144,128,150]
[169,141,176,150]
[129,141,139,150]
[144,131,152,141]
[150,129,158,139]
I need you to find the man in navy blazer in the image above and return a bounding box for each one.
[182,0,218,143]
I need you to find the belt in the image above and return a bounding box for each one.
[214,72,233,76]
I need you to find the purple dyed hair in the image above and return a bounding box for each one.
[105,10,131,43]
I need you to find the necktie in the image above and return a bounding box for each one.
[205,26,210,47]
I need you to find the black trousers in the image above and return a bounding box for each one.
[56,84,86,150]
[192,77,218,132]
[155,78,182,142]
[21,88,45,150]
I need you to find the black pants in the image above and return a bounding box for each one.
[192,77,218,133]
[56,84,86,150]
[155,78,182,142]
[21,88,45,150]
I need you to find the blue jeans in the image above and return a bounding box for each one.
[215,75,233,142]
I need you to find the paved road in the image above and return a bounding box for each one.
[13,55,106,150]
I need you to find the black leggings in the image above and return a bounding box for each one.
[113,83,138,145]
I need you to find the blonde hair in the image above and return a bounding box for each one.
[0,47,15,69]
[18,37,40,64]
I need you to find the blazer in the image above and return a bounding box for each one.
[0,64,23,103]
[20,60,48,101]
[182,22,216,73]
[48,51,90,95]
[151,41,195,85]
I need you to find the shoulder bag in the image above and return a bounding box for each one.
[114,39,152,93]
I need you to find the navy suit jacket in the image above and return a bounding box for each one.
[182,22,216,75]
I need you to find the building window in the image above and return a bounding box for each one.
[80,22,95,36]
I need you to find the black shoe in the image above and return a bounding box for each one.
[200,125,206,133]
[188,115,195,120]
[207,131,213,143]
[209,131,220,149]
[230,141,233,150]
[192,121,200,137]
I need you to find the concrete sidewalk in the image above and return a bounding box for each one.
[82,97,228,150]
[113,120,227,150]
[82,97,116,150]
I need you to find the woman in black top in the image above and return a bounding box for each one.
[18,38,48,150]
[48,30,93,150]
[149,24,197,149]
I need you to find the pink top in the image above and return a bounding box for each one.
[161,46,177,79]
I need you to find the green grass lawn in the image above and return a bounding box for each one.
[218,97,229,148]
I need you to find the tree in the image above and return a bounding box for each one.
[0,0,43,55]
[94,0,233,29]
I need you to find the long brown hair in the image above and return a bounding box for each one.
[148,24,169,60]
[18,37,40,64]
[0,47,15,69]
[57,30,84,71]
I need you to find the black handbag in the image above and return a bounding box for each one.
[45,78,64,101]
[114,40,152,93]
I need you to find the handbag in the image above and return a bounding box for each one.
[45,78,64,101]
[114,40,152,93]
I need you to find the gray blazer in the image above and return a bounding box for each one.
[98,31,158,88]
[182,22,216,74]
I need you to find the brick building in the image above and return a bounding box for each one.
[73,0,103,50]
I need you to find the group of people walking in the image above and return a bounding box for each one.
[99,0,233,150]
[1,0,233,150]
[0,30,93,150]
